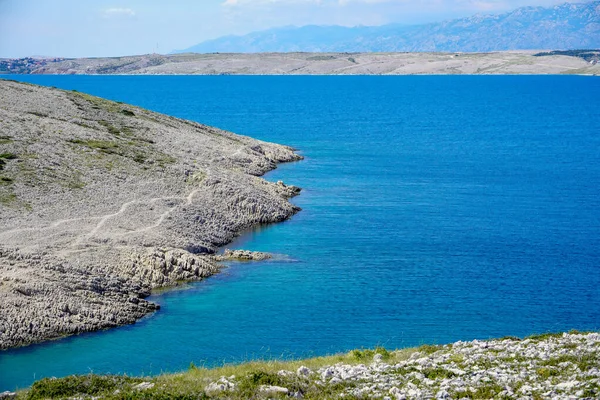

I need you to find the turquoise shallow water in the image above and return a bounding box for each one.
[1,75,600,390]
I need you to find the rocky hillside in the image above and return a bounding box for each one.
[0,79,302,349]
[175,1,600,53]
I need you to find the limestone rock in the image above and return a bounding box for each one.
[213,249,273,262]
[259,385,289,394]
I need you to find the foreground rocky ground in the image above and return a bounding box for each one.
[0,79,302,349]
[11,331,600,399]
[1,51,599,76]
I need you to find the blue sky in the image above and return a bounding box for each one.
[0,0,566,58]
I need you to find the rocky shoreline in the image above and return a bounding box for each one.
[203,332,600,399]
[11,331,599,399]
[0,79,302,350]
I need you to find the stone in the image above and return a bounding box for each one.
[213,249,273,262]
[134,382,155,391]
[259,385,289,394]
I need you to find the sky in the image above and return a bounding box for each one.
[0,0,568,58]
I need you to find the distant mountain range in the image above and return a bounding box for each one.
[173,1,600,53]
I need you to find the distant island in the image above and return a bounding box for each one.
[1,51,599,76]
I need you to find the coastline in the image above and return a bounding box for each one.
[1,51,599,76]
[0,79,303,350]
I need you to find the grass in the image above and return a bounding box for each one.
[69,91,122,113]
[26,111,49,118]
[0,153,17,172]
[417,344,442,355]
[0,191,17,205]
[121,109,136,117]
[26,375,144,400]
[349,346,392,361]
[539,352,599,371]
[98,120,122,136]
[0,152,18,160]
[13,331,600,399]
[69,139,119,154]
[0,135,13,144]
[66,171,86,189]
[15,349,414,400]
[68,136,175,168]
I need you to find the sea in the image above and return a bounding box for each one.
[1,75,599,391]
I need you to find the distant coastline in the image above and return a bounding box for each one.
[1,51,599,76]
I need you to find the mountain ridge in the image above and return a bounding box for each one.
[173,1,600,53]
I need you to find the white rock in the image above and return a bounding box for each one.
[259,385,289,394]
[134,382,155,391]
[297,365,312,376]
[321,367,335,380]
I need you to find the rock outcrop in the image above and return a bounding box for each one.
[213,249,273,262]
[0,79,302,349]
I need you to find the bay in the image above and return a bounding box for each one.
[1,75,599,391]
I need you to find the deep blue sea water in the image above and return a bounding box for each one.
[1,75,599,391]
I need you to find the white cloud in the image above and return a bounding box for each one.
[103,8,136,17]
[222,0,324,6]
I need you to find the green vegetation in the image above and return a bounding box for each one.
[26,111,49,118]
[65,170,86,189]
[306,55,337,61]
[96,61,136,74]
[121,109,136,117]
[15,349,413,400]
[349,346,392,361]
[0,153,17,172]
[0,135,13,144]
[68,137,175,168]
[453,383,505,399]
[527,332,568,341]
[98,120,122,136]
[13,332,600,400]
[68,91,131,114]
[416,344,442,355]
[72,121,95,130]
[69,139,119,154]
[27,375,144,400]
[539,352,599,371]
[0,191,17,205]
[1,152,19,160]
[533,49,600,63]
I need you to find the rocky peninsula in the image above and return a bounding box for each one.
[0,79,302,350]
